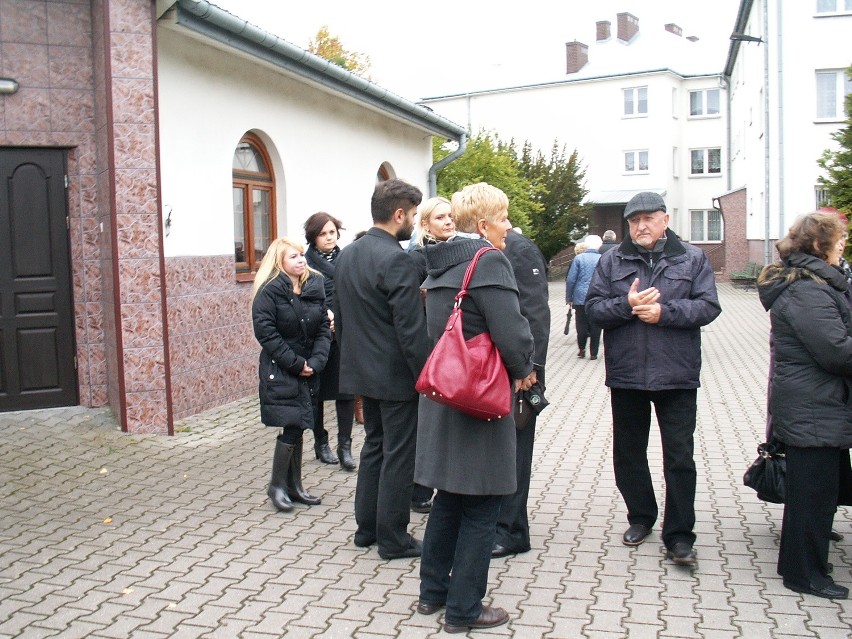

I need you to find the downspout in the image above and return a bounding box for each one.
[428,132,468,197]
[775,0,785,238]
[762,0,771,265]
[724,75,732,192]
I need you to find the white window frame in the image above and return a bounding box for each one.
[623,150,649,174]
[690,147,722,176]
[815,185,831,208]
[815,0,852,14]
[623,86,648,117]
[688,88,721,118]
[816,69,851,120]
[690,209,723,243]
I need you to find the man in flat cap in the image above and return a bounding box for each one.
[586,191,721,566]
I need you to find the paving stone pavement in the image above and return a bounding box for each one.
[2,282,852,638]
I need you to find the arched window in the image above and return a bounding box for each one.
[233,133,276,277]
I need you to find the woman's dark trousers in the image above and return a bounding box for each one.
[419,491,501,625]
[611,388,697,550]
[778,445,841,589]
[575,304,601,356]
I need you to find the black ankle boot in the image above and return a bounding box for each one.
[315,440,339,465]
[337,437,356,471]
[268,436,294,512]
[289,436,321,506]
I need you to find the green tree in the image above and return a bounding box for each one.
[519,142,591,260]
[308,26,371,77]
[433,131,542,232]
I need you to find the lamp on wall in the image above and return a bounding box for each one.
[0,78,19,94]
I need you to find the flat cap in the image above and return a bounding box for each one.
[624,192,666,218]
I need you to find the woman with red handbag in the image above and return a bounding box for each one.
[414,183,536,633]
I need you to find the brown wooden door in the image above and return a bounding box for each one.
[0,149,77,411]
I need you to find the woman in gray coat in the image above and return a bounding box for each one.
[414,183,535,633]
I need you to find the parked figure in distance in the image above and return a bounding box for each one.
[252,237,331,513]
[566,234,603,360]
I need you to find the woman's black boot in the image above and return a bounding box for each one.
[289,435,322,505]
[315,439,339,465]
[337,437,356,471]
[267,436,295,512]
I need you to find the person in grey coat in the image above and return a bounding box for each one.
[757,211,852,599]
[414,183,535,633]
[586,191,721,567]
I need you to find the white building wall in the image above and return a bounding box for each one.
[424,71,725,240]
[156,27,433,257]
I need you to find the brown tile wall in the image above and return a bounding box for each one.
[165,255,257,421]
[719,188,749,280]
[0,0,108,408]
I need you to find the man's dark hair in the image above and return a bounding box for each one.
[304,211,343,245]
[371,179,422,224]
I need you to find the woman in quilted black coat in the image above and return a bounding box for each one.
[252,237,331,513]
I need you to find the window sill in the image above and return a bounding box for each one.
[814,11,852,17]
[689,240,723,244]
[814,117,847,124]
[687,114,722,120]
[623,171,650,176]
[688,173,723,178]
[235,272,257,283]
[622,113,648,119]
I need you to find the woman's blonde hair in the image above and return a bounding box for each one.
[574,242,586,255]
[450,182,509,234]
[416,196,452,246]
[250,237,317,304]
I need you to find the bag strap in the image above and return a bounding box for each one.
[454,247,497,308]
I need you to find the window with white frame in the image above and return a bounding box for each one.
[623,86,648,116]
[690,148,721,175]
[816,0,852,13]
[690,209,723,242]
[815,185,830,208]
[689,88,721,117]
[816,69,852,119]
[624,150,649,173]
[672,147,679,178]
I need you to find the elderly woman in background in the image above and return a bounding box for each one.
[252,237,331,513]
[566,234,604,360]
[304,212,356,470]
[414,182,535,633]
[757,211,852,599]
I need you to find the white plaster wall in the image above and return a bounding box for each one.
[424,71,725,239]
[156,27,434,257]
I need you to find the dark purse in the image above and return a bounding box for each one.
[415,247,512,421]
[513,380,549,430]
[743,440,786,504]
[563,307,572,335]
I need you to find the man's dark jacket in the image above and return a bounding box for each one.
[585,229,721,390]
[335,227,430,401]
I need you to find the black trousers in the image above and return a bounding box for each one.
[611,388,697,549]
[777,445,843,590]
[313,399,354,445]
[354,396,417,555]
[495,414,536,552]
[575,304,601,356]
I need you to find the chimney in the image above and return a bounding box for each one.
[596,20,611,41]
[665,23,682,37]
[617,12,639,42]
[565,41,589,74]
[686,35,699,42]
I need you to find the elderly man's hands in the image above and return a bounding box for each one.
[627,278,662,324]
[514,370,537,392]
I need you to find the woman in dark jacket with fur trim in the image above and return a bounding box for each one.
[757,211,852,599]
[252,237,331,513]
[304,212,357,470]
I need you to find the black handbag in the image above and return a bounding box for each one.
[563,307,572,335]
[743,440,786,504]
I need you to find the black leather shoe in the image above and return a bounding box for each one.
[491,543,525,558]
[415,600,445,615]
[444,605,509,633]
[353,533,376,548]
[378,536,422,560]
[784,580,849,599]
[411,500,432,514]
[622,524,651,546]
[315,441,338,465]
[830,530,844,542]
[666,542,697,566]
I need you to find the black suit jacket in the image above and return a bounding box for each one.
[503,232,550,378]
[335,227,430,401]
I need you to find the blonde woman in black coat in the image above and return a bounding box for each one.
[757,211,852,599]
[252,237,331,513]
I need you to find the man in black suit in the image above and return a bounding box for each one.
[335,179,430,560]
[492,230,551,557]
